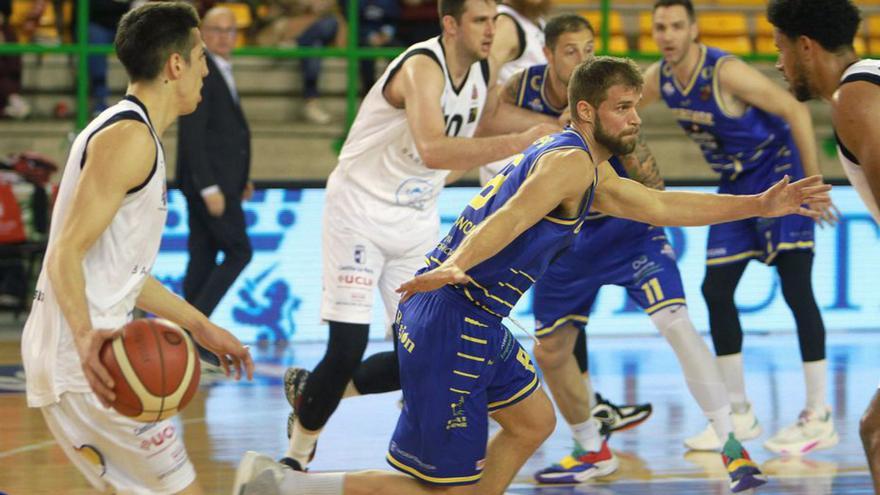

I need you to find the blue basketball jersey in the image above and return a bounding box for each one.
[513,63,628,214]
[659,45,791,177]
[422,129,597,318]
[515,64,568,117]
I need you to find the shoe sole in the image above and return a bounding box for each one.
[534,456,620,484]
[764,430,839,456]
[231,451,260,495]
[731,472,768,493]
[608,408,652,433]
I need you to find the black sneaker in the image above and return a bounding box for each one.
[283,367,310,439]
[591,392,652,433]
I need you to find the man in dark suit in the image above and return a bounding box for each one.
[177,6,253,318]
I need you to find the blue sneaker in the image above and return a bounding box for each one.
[722,433,767,492]
[534,438,618,484]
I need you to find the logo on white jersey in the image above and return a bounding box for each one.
[395,178,435,210]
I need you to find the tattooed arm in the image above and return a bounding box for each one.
[619,133,665,191]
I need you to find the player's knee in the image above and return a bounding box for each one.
[701,276,734,306]
[533,330,575,370]
[511,390,556,445]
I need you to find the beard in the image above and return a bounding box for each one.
[595,117,638,156]
[789,60,815,101]
[508,0,551,20]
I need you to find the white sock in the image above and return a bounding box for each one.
[803,359,827,413]
[285,421,320,467]
[717,353,748,407]
[705,405,734,441]
[570,418,602,452]
[280,470,344,495]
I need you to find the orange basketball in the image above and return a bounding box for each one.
[99,318,201,422]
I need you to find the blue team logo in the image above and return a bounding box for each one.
[232,264,301,344]
[662,81,675,96]
[395,178,435,210]
[354,244,366,265]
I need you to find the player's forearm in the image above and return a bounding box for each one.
[787,104,821,177]
[641,189,763,226]
[476,102,557,137]
[620,135,665,190]
[45,248,93,337]
[136,276,208,334]
[421,134,530,171]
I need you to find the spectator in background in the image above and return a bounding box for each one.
[72,0,132,114]
[397,0,438,45]
[0,1,30,119]
[177,6,253,318]
[338,0,400,93]
[256,0,338,124]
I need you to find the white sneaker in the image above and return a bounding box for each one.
[302,99,331,125]
[684,404,762,451]
[764,407,839,456]
[232,451,291,495]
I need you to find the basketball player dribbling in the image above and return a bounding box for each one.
[20,4,253,494]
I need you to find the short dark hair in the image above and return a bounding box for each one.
[653,0,695,22]
[115,2,200,83]
[569,56,643,115]
[545,14,594,50]
[768,0,861,52]
[438,0,468,22]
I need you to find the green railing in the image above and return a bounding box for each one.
[0,0,781,131]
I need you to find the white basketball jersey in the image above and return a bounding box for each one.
[497,4,547,84]
[22,96,169,407]
[836,59,880,223]
[330,36,489,218]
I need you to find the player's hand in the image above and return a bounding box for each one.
[191,320,254,381]
[396,263,471,302]
[242,181,255,201]
[520,122,562,148]
[758,175,832,219]
[204,190,226,217]
[808,200,840,228]
[73,328,122,408]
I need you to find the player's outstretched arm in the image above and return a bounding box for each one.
[834,81,880,222]
[397,149,593,298]
[476,69,560,137]
[44,121,156,406]
[387,55,557,170]
[593,161,831,226]
[136,276,254,381]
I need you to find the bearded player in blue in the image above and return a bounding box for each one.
[233,56,829,495]
[388,56,830,495]
[489,14,769,487]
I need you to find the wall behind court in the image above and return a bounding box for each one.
[152,187,879,343]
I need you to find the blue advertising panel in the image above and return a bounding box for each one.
[152,187,880,343]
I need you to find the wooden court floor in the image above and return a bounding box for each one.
[0,332,875,494]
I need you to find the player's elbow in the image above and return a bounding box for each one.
[418,143,449,170]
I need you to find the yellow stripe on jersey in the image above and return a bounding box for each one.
[453,370,479,379]
[457,352,485,362]
[461,334,487,344]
